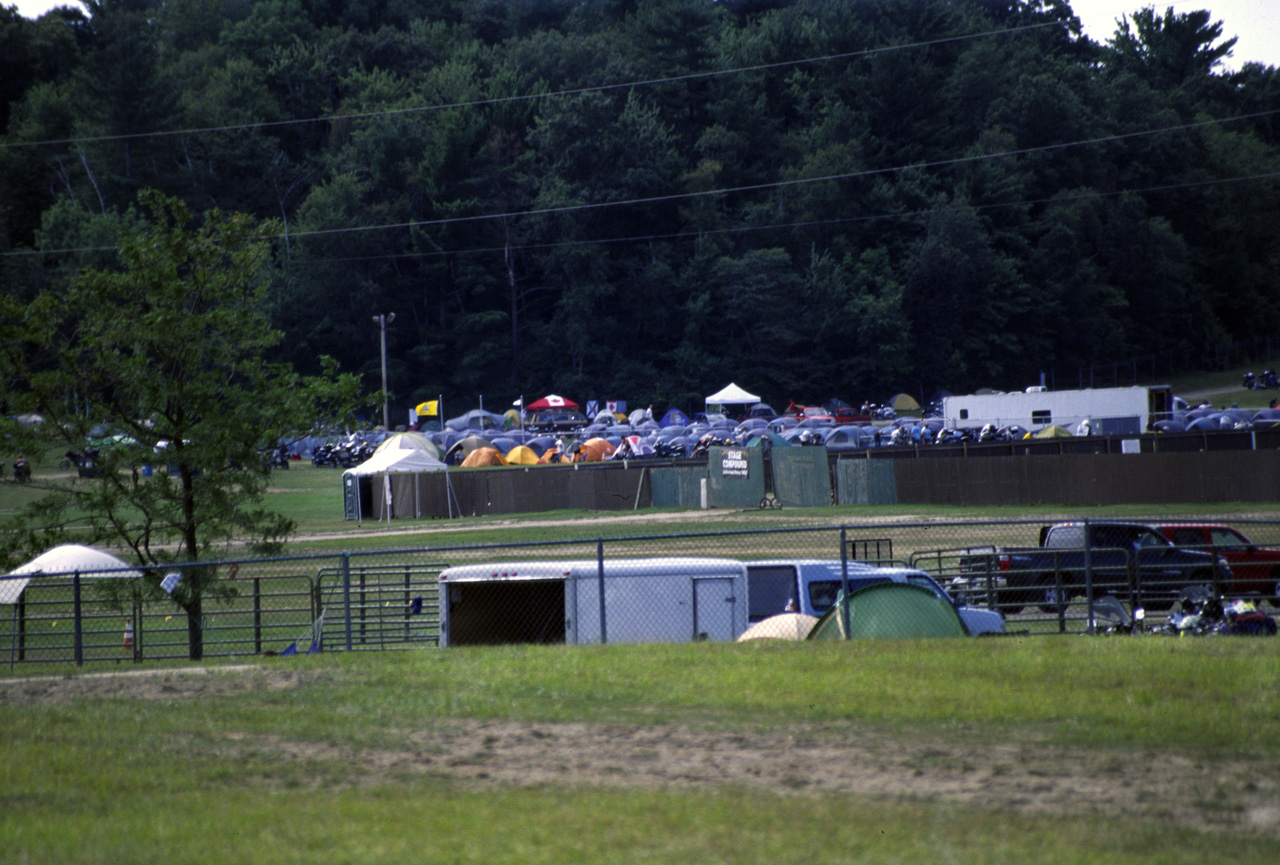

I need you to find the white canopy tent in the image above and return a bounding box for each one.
[342,433,450,521]
[1,544,142,605]
[705,382,761,408]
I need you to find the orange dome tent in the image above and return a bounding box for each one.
[460,447,508,467]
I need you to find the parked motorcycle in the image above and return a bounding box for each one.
[268,444,291,470]
[1084,596,1146,635]
[1151,587,1277,637]
[13,457,31,483]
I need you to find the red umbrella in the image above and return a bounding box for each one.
[526,394,579,410]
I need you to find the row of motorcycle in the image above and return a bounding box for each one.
[1089,587,1277,637]
[310,438,375,468]
[1242,370,1279,390]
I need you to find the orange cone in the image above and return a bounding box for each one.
[123,619,134,652]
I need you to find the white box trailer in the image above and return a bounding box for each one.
[438,557,749,646]
[941,385,1175,435]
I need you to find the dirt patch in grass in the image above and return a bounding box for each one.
[4,665,1277,836]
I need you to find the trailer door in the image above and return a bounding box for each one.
[693,577,738,641]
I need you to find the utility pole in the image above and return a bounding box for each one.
[373,312,395,429]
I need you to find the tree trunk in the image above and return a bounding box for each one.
[185,593,204,661]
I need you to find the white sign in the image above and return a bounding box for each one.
[720,449,749,479]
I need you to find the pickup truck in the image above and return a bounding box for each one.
[954,521,1232,614]
[1153,524,1280,601]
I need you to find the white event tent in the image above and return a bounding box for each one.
[705,382,761,410]
[342,432,448,521]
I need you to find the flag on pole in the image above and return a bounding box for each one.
[415,400,438,416]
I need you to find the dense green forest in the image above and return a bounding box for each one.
[2,0,1278,417]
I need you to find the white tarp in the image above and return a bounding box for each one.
[1,544,142,604]
[343,432,446,476]
[705,382,761,406]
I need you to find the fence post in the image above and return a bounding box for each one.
[342,552,353,652]
[840,527,851,640]
[253,577,262,655]
[1083,519,1095,631]
[73,570,84,667]
[597,540,607,645]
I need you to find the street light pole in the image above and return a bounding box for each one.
[373,312,395,430]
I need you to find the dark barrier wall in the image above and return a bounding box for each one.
[892,450,1280,506]
[348,444,1280,521]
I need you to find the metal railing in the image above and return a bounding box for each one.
[3,517,1277,668]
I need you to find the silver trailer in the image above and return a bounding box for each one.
[438,557,749,647]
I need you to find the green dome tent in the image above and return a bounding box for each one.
[807,583,968,640]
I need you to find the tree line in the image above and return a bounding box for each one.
[3,0,1279,414]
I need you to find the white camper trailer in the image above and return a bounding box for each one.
[941,385,1174,435]
[438,557,749,646]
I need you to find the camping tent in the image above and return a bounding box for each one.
[343,433,449,521]
[1033,424,1074,438]
[2,544,142,605]
[505,445,540,465]
[460,447,508,467]
[807,583,968,640]
[705,383,760,408]
[659,408,690,428]
[445,408,507,431]
[571,437,616,462]
[888,393,921,412]
[737,613,818,641]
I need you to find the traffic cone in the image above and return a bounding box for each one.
[123,619,134,652]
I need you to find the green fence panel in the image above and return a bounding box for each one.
[771,447,832,507]
[835,457,898,505]
[706,446,765,509]
[650,466,707,509]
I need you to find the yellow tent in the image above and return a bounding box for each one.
[1034,424,1074,438]
[506,445,539,465]
[889,393,920,412]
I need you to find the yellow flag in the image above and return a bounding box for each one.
[416,401,438,417]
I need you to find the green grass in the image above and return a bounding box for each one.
[3,640,1279,864]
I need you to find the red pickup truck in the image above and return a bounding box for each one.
[1154,524,1280,601]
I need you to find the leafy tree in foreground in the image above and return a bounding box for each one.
[0,190,360,659]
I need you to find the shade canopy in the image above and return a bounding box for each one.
[526,394,579,410]
[705,383,760,406]
[2,544,142,605]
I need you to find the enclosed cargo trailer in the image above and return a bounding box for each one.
[438,557,748,646]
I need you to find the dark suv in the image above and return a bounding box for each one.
[526,409,589,433]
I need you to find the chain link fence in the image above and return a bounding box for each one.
[4,517,1278,668]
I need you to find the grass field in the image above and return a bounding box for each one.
[2,639,1278,864]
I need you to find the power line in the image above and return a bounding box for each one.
[1,21,1062,151]
[7,105,1276,259]
[288,169,1280,267]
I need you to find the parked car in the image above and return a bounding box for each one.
[1153,524,1280,601]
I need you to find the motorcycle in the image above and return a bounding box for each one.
[63,447,101,478]
[268,444,291,470]
[1243,371,1257,390]
[1084,596,1146,635]
[13,457,32,484]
